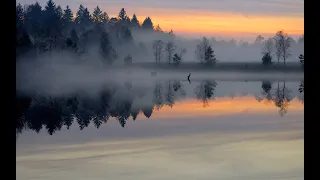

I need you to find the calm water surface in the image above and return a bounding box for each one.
[16,80,304,180]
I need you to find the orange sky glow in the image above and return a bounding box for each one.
[136,96,303,120]
[107,7,304,40]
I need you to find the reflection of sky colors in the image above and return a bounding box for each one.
[17,125,303,180]
[16,0,304,40]
[145,96,304,120]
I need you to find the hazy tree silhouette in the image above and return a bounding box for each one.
[100,32,118,64]
[257,80,273,103]
[262,53,272,66]
[195,81,218,107]
[141,17,153,29]
[196,37,217,65]
[165,41,176,64]
[153,81,164,110]
[165,81,175,107]
[62,6,73,34]
[118,8,128,25]
[254,35,264,44]
[274,31,292,65]
[272,81,292,116]
[152,40,164,64]
[92,6,103,24]
[173,53,181,66]
[131,14,140,28]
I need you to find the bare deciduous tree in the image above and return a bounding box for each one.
[152,40,164,64]
[274,31,292,65]
[165,41,176,64]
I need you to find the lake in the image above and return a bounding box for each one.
[16,79,304,180]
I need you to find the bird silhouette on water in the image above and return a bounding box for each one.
[187,73,191,84]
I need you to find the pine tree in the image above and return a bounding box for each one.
[262,53,272,66]
[92,6,103,24]
[62,6,73,30]
[131,14,140,28]
[204,46,217,65]
[118,8,127,23]
[142,17,153,29]
[75,5,85,25]
[100,32,118,64]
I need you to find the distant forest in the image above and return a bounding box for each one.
[16,0,304,66]
[16,0,172,62]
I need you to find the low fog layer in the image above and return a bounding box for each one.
[16,55,303,96]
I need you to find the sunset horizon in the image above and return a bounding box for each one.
[17,0,304,42]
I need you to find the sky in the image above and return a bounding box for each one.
[17,0,304,41]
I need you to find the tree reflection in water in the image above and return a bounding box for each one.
[16,80,302,135]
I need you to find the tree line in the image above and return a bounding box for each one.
[260,32,304,66]
[16,0,304,67]
[16,0,172,64]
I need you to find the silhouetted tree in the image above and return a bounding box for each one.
[272,81,292,116]
[196,81,217,107]
[165,81,175,107]
[75,5,92,30]
[165,41,176,64]
[121,26,133,42]
[153,81,163,110]
[141,17,153,29]
[102,12,109,23]
[62,6,73,34]
[196,37,217,65]
[274,31,292,65]
[261,81,273,102]
[152,40,164,64]
[173,48,187,66]
[131,14,140,28]
[118,8,127,22]
[173,53,181,66]
[204,46,217,65]
[100,32,118,64]
[92,6,103,24]
[262,38,273,56]
[262,53,272,66]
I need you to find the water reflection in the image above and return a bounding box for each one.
[16,80,304,135]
